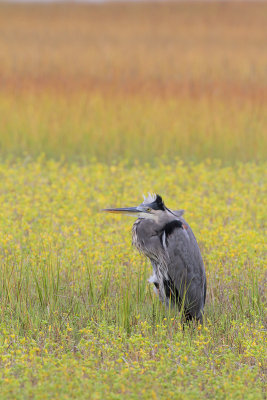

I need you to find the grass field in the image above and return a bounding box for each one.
[0,2,266,399]
[0,2,266,163]
[0,159,266,399]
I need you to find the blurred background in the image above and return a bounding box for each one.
[0,1,266,163]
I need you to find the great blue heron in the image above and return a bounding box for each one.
[103,193,206,323]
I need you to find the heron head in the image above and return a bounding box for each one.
[102,193,166,219]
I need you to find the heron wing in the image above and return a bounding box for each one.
[163,220,206,319]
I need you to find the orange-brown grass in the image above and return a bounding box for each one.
[0,2,266,162]
[0,2,266,98]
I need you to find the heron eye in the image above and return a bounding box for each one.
[147,208,151,212]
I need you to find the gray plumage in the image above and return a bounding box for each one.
[103,193,206,323]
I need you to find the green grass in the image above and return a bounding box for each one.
[0,94,266,164]
[0,159,266,399]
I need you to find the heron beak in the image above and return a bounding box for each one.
[102,207,140,215]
